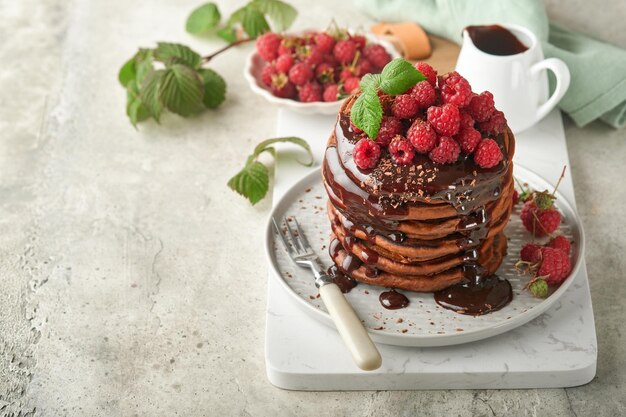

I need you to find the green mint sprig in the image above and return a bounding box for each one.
[350,59,425,139]
[228,137,313,205]
[119,1,297,127]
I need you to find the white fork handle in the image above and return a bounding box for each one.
[319,283,382,371]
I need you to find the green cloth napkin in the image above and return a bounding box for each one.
[354,0,626,129]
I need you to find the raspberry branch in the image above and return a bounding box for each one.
[201,38,256,63]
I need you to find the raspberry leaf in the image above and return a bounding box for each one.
[228,137,312,205]
[119,49,153,87]
[241,7,270,38]
[379,58,425,95]
[252,0,297,32]
[154,43,202,69]
[199,68,226,109]
[359,73,381,92]
[186,3,221,35]
[125,80,151,127]
[351,89,383,139]
[140,69,166,122]
[159,64,205,117]
[216,27,237,43]
[228,160,270,205]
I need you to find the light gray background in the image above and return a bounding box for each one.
[0,0,624,416]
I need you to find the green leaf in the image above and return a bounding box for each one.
[199,68,226,109]
[159,64,205,117]
[252,136,313,166]
[227,160,269,205]
[379,58,425,95]
[350,89,383,139]
[252,0,297,32]
[119,57,136,87]
[227,6,247,26]
[241,6,270,38]
[186,3,221,34]
[359,73,381,92]
[216,26,237,43]
[140,69,166,122]
[154,43,202,69]
[119,48,154,87]
[126,80,150,126]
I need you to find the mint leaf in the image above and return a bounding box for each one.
[359,73,381,92]
[154,43,201,69]
[198,68,226,109]
[186,3,221,34]
[140,69,166,122]
[252,0,297,32]
[241,6,270,38]
[350,89,383,139]
[379,58,425,95]
[228,160,269,205]
[216,27,237,43]
[159,64,205,117]
[252,136,313,166]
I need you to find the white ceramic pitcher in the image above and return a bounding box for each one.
[455,24,570,133]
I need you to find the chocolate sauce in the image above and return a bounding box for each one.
[327,265,358,293]
[466,25,528,56]
[434,274,512,315]
[379,290,410,310]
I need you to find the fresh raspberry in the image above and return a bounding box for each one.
[351,35,367,50]
[528,278,549,298]
[520,201,561,237]
[333,40,357,64]
[474,138,503,168]
[460,111,475,129]
[343,77,361,94]
[389,135,415,165]
[520,243,542,262]
[302,46,324,67]
[322,54,338,67]
[547,235,571,254]
[298,81,322,102]
[323,84,340,102]
[438,71,472,108]
[537,247,571,285]
[429,136,460,164]
[513,189,519,205]
[339,68,355,82]
[409,81,436,109]
[467,91,496,122]
[314,32,336,53]
[392,94,419,119]
[414,62,437,87]
[407,119,437,153]
[375,116,403,146]
[315,62,335,84]
[261,64,277,86]
[350,119,363,134]
[270,74,295,98]
[427,103,461,136]
[288,63,313,86]
[479,110,507,136]
[355,59,374,77]
[256,32,282,62]
[362,44,391,69]
[278,36,298,55]
[275,54,294,73]
[353,138,381,169]
[454,127,482,154]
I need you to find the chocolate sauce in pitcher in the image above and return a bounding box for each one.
[466,25,529,56]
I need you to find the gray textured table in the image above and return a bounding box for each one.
[1,0,624,416]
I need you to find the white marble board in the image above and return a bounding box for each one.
[265,108,597,390]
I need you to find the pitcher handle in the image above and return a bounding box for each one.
[530,58,571,124]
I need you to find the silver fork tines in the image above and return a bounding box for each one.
[272,216,332,288]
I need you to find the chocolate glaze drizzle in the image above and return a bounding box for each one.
[379,290,410,310]
[324,112,514,315]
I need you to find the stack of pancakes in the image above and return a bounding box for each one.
[323,96,515,292]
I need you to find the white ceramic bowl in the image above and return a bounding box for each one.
[243,33,400,115]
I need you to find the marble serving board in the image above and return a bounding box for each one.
[264,108,597,390]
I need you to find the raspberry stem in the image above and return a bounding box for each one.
[551,165,567,197]
[202,38,255,63]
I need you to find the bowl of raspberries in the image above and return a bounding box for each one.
[244,29,399,114]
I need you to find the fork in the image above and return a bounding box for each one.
[272,216,382,371]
